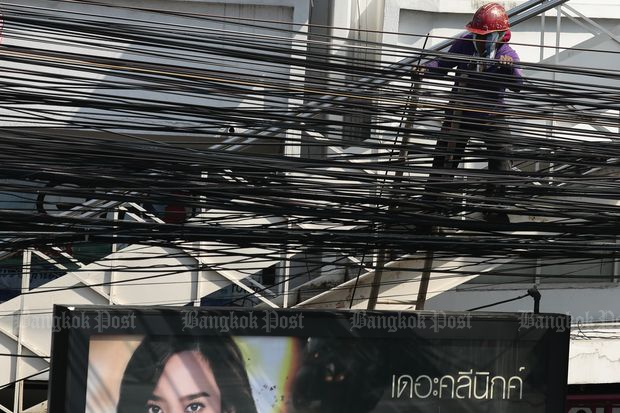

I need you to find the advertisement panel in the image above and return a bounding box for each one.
[48,306,569,413]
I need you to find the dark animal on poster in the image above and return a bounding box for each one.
[291,337,390,413]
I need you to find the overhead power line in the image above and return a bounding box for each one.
[0,1,618,309]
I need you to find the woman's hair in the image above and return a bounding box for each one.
[116,335,258,413]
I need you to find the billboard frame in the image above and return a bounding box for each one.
[47,305,570,413]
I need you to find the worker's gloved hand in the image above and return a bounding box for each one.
[411,65,428,79]
[498,55,513,71]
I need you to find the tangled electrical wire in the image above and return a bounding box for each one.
[0,0,619,306]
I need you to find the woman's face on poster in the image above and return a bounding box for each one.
[145,350,223,413]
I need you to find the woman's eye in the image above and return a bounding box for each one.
[185,403,205,412]
[146,405,162,413]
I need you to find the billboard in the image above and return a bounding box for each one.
[48,306,570,413]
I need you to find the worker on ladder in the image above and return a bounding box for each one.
[418,2,523,223]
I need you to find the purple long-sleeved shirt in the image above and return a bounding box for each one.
[425,33,523,119]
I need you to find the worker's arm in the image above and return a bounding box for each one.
[495,47,523,92]
[421,38,468,77]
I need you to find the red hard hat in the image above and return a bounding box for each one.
[465,3,510,35]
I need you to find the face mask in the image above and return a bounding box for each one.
[473,31,503,71]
